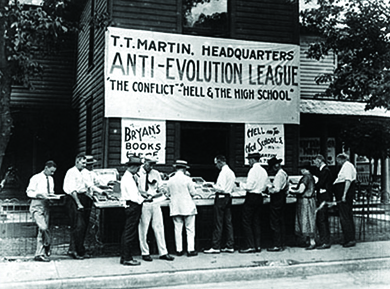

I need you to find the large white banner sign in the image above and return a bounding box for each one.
[105,27,300,124]
[245,124,285,165]
[121,119,166,164]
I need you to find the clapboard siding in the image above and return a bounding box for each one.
[300,35,336,99]
[10,37,76,109]
[73,0,299,172]
[112,0,178,32]
[233,0,299,44]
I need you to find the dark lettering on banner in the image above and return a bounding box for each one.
[124,125,161,142]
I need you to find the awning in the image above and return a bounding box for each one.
[300,99,390,118]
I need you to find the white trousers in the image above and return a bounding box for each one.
[172,215,195,252]
[138,203,168,256]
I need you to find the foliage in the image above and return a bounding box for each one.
[340,118,390,159]
[300,0,390,110]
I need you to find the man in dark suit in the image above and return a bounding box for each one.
[313,154,333,249]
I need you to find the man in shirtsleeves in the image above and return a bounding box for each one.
[238,152,269,254]
[333,153,357,248]
[63,153,92,260]
[204,155,236,254]
[267,156,289,252]
[120,156,150,266]
[137,156,174,262]
[26,160,57,262]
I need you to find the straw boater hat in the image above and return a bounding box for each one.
[144,156,158,164]
[246,152,261,160]
[85,155,97,165]
[125,156,143,166]
[172,160,190,169]
[267,156,282,167]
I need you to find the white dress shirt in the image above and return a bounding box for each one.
[243,163,269,194]
[214,164,236,195]
[137,166,162,195]
[63,166,88,194]
[26,171,54,198]
[121,170,144,204]
[272,169,289,193]
[334,161,357,184]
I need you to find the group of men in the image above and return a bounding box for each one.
[26,151,357,263]
[204,152,357,253]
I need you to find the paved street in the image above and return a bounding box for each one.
[157,269,390,289]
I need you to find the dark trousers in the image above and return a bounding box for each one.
[316,193,331,245]
[241,193,263,249]
[211,194,234,249]
[121,201,142,261]
[270,192,286,248]
[65,194,93,256]
[333,182,356,243]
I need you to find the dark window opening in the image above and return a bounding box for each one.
[183,0,229,38]
[180,122,230,181]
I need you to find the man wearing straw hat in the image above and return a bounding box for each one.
[119,155,146,266]
[137,156,174,262]
[166,160,198,257]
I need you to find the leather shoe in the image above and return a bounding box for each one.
[256,247,262,253]
[34,255,50,262]
[142,255,153,262]
[121,259,141,266]
[176,251,184,256]
[239,248,255,253]
[305,244,316,250]
[187,251,198,257]
[316,243,331,250]
[70,252,84,260]
[221,248,234,253]
[204,248,221,254]
[159,254,174,261]
[267,247,283,252]
[343,241,356,248]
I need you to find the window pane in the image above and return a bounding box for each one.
[183,0,229,37]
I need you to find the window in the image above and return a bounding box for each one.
[180,122,230,181]
[183,0,229,37]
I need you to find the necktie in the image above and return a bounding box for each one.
[46,176,50,194]
[145,171,149,192]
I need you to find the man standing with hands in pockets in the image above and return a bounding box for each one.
[204,155,236,254]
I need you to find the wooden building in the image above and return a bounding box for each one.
[73,0,301,180]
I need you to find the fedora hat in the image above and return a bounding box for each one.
[173,160,190,169]
[267,156,282,167]
[246,152,261,160]
[85,155,97,165]
[125,156,143,166]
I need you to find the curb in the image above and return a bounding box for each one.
[2,257,390,289]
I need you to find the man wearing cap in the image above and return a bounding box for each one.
[63,153,92,259]
[267,156,289,252]
[238,152,269,253]
[120,156,148,266]
[333,153,357,248]
[26,160,57,262]
[313,154,333,249]
[166,160,198,257]
[204,155,236,254]
[137,157,174,262]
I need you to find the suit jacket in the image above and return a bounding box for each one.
[315,165,333,202]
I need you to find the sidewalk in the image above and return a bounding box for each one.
[1,241,390,289]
